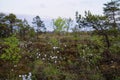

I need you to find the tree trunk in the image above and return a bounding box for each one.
[10,23,13,34]
[104,33,110,49]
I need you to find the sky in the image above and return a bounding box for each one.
[0,0,110,19]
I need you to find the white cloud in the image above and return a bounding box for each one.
[0,0,110,18]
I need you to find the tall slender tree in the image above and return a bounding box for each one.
[53,17,67,33]
[5,13,17,34]
[66,18,73,32]
[32,16,45,38]
[76,11,111,48]
[104,0,120,29]
[0,13,10,37]
[4,13,21,35]
[18,19,30,39]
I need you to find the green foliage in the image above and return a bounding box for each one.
[76,11,112,48]
[32,16,46,32]
[89,73,105,80]
[90,35,104,49]
[65,18,73,32]
[29,27,36,38]
[108,35,120,54]
[104,0,120,29]
[79,11,108,31]
[78,45,101,64]
[32,16,46,39]
[0,35,21,63]
[32,60,62,80]
[63,73,78,80]
[77,36,103,64]
[32,60,44,74]
[115,77,120,80]
[0,13,23,37]
[0,23,10,37]
[53,17,67,33]
[5,13,21,34]
[18,19,35,40]
[50,37,59,47]
[5,13,16,24]
[0,13,9,37]
[43,64,60,77]
[109,42,120,54]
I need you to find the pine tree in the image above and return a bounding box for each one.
[32,16,45,39]
[104,0,120,29]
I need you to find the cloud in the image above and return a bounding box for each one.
[0,0,110,18]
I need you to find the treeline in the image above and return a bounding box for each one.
[1,0,120,40]
[0,13,47,40]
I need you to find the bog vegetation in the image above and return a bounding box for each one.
[0,0,120,80]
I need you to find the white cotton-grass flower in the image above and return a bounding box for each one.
[44,54,47,57]
[53,47,59,50]
[42,58,45,60]
[64,45,67,47]
[19,75,21,77]
[57,51,59,53]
